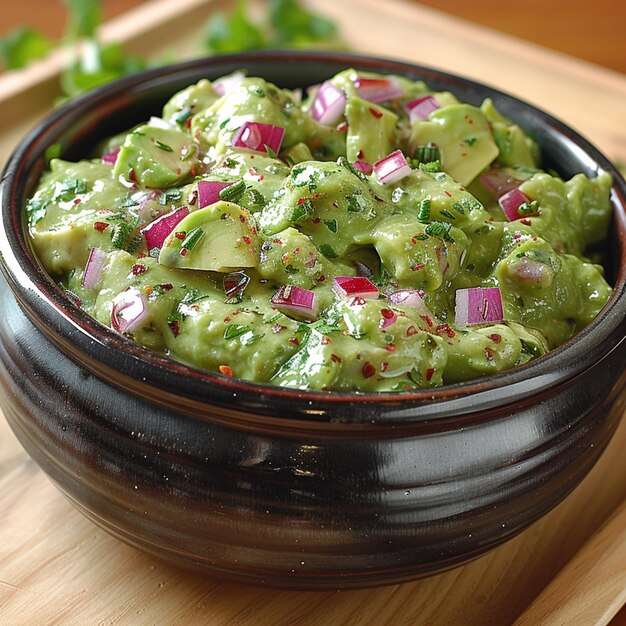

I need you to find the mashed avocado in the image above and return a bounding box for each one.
[26,69,614,391]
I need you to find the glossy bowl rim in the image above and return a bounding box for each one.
[1,49,625,427]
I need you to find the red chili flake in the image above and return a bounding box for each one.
[436,323,456,338]
[190,164,197,177]
[158,283,173,291]
[184,116,192,130]
[362,362,376,378]
[224,316,232,323]
[406,325,417,336]
[218,364,234,377]
[532,236,538,242]
[174,231,186,240]
[93,221,109,232]
[168,320,180,337]
[421,315,434,327]
[137,252,147,259]
[239,215,247,222]
[258,175,265,181]
[288,337,300,346]
[411,263,426,271]
[357,149,364,159]
[488,333,502,343]
[444,190,452,198]
[271,324,284,334]
[180,249,188,256]
[521,218,532,226]
[321,336,332,345]
[330,353,342,363]
[293,247,301,255]
[232,310,240,316]
[175,167,182,175]
[132,263,147,276]
[351,296,366,306]
[513,233,522,240]
[297,197,308,205]
[484,347,495,361]
[425,367,436,381]
[385,344,396,352]
[410,234,423,244]
[312,217,321,224]
[129,169,137,183]
[317,274,326,283]
[243,236,252,245]
[273,238,283,244]
[381,308,395,319]
[381,362,388,372]
[73,198,82,205]
[336,121,348,132]
[369,108,383,119]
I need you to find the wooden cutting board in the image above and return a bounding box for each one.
[1,1,625,623]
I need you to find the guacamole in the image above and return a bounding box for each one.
[26,69,613,391]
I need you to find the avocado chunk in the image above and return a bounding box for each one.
[158,201,259,272]
[345,98,398,164]
[162,78,221,127]
[114,124,199,188]
[410,104,499,186]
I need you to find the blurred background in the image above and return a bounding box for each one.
[1,0,625,75]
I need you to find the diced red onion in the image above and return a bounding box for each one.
[231,121,285,154]
[270,285,318,321]
[405,95,440,121]
[373,150,412,184]
[332,276,379,299]
[82,247,108,289]
[141,206,190,252]
[352,160,373,175]
[498,188,531,221]
[213,71,245,96]
[197,180,233,208]
[352,260,373,278]
[224,271,250,300]
[379,308,397,329]
[455,287,504,327]
[480,167,522,198]
[353,76,403,103]
[111,287,148,334]
[101,147,120,165]
[387,289,432,316]
[311,81,346,125]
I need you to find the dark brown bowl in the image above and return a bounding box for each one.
[1,51,625,589]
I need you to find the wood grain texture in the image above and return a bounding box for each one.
[1,0,626,623]
[514,499,626,626]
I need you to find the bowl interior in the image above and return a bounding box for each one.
[2,50,626,425]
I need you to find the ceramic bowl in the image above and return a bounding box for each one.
[1,51,625,589]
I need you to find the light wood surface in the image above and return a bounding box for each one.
[1,1,626,624]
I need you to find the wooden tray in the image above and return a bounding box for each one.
[1,1,625,623]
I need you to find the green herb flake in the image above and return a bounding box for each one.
[417,196,431,222]
[174,107,193,125]
[323,218,338,233]
[291,198,313,222]
[414,143,440,164]
[180,227,204,253]
[318,244,338,259]
[264,145,277,159]
[337,155,367,181]
[155,140,174,152]
[219,179,246,203]
[224,323,252,340]
[464,136,477,146]
[425,220,454,243]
